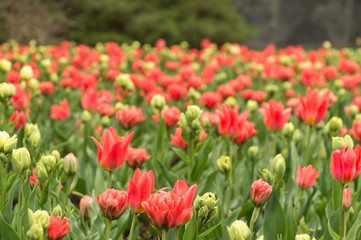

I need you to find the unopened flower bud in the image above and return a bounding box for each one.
[246,100,258,112]
[80,195,92,219]
[33,210,50,229]
[343,134,354,149]
[51,150,61,163]
[115,102,129,111]
[292,129,302,142]
[116,74,134,91]
[0,83,15,99]
[0,59,11,72]
[198,206,209,219]
[52,204,62,217]
[332,137,345,150]
[216,155,231,178]
[0,131,10,152]
[36,162,48,185]
[282,82,292,91]
[40,155,56,172]
[29,131,41,149]
[151,94,166,113]
[20,65,33,80]
[343,188,352,211]
[101,116,110,126]
[258,169,274,184]
[188,87,201,101]
[29,78,39,91]
[272,154,286,183]
[251,179,273,207]
[248,146,259,160]
[224,97,237,108]
[178,113,187,128]
[12,148,31,177]
[227,220,252,240]
[328,117,343,133]
[63,153,78,175]
[333,79,343,89]
[81,110,91,123]
[50,73,58,83]
[282,123,294,138]
[27,223,43,240]
[185,105,202,122]
[323,41,332,49]
[4,134,17,153]
[349,105,359,118]
[265,84,279,94]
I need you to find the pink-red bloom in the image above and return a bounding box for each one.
[126,147,151,169]
[91,127,134,172]
[128,169,155,213]
[38,81,54,96]
[47,216,70,240]
[342,188,352,211]
[170,127,208,149]
[141,181,197,228]
[152,106,181,129]
[258,100,292,131]
[116,106,146,129]
[330,145,361,184]
[50,99,70,121]
[250,179,273,207]
[79,195,92,219]
[296,165,320,189]
[350,120,361,142]
[298,88,329,126]
[97,189,128,220]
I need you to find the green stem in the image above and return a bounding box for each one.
[0,162,6,210]
[187,137,195,180]
[162,228,167,240]
[343,211,347,240]
[339,184,344,240]
[174,227,179,240]
[272,132,278,157]
[128,213,137,240]
[229,141,233,180]
[249,207,260,233]
[106,219,111,240]
[107,171,113,189]
[294,190,304,222]
[305,125,311,165]
[16,183,23,235]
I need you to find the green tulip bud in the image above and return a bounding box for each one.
[282,122,294,138]
[81,110,92,123]
[272,154,286,184]
[246,100,258,112]
[333,79,343,89]
[12,148,31,177]
[51,150,61,163]
[20,65,33,80]
[29,78,39,91]
[224,97,237,108]
[265,84,279,94]
[36,162,48,185]
[295,234,311,240]
[185,105,202,122]
[0,131,10,152]
[151,94,166,113]
[344,135,354,149]
[292,129,302,142]
[332,137,345,150]
[188,87,201,101]
[282,82,292,91]
[33,210,50,229]
[4,134,17,153]
[101,116,110,126]
[40,155,56,172]
[52,204,62,217]
[227,220,252,240]
[324,117,343,136]
[0,59,12,72]
[63,153,78,175]
[258,168,274,184]
[349,105,359,118]
[0,83,16,99]
[114,102,129,111]
[28,209,35,226]
[50,73,58,83]
[248,146,259,160]
[116,74,134,91]
[27,223,43,240]
[216,156,231,178]
[198,206,209,219]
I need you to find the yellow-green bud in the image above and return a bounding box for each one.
[256,236,264,240]
[224,97,237,108]
[280,55,292,66]
[40,155,56,172]
[100,54,109,63]
[29,78,39,91]
[0,131,10,152]
[185,105,202,122]
[35,162,48,185]
[0,59,12,72]
[33,210,50,229]
[178,113,187,128]
[248,146,259,160]
[216,156,231,178]
[318,141,327,159]
[258,168,274,184]
[52,204,62,217]
[192,63,201,72]
[27,223,43,240]
[246,100,258,112]
[20,65,33,80]
[188,88,201,101]
[81,110,92,123]
[265,84,279,94]
[349,105,359,118]
[272,154,286,184]
[198,206,209,219]
[227,220,252,240]
[323,41,332,49]
[29,131,41,149]
[0,83,16,99]
[355,114,361,121]
[50,73,58,83]
[40,59,51,68]
[150,94,166,113]
[338,88,346,98]
[116,74,134,91]
[333,79,343,89]
[12,148,31,177]
[114,102,129,111]
[28,209,35,226]
[51,150,61,162]
[101,116,110,126]
[295,234,311,240]
[282,82,292,91]
[332,137,345,150]
[292,129,302,142]
[63,153,78,175]
[344,135,354,149]
[282,122,294,138]
[324,117,343,135]
[4,134,17,153]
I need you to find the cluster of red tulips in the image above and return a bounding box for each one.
[0,39,361,239]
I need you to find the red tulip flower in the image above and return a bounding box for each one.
[91,127,134,172]
[97,189,128,220]
[141,181,196,228]
[342,188,352,211]
[296,165,320,189]
[128,169,155,213]
[258,100,292,131]
[79,195,93,219]
[10,84,30,110]
[126,147,151,169]
[199,92,223,109]
[116,106,146,129]
[47,216,70,240]
[330,145,361,184]
[350,120,361,142]
[170,127,208,149]
[250,179,273,207]
[38,81,54,96]
[152,106,181,129]
[50,99,70,121]
[9,110,26,131]
[298,88,329,126]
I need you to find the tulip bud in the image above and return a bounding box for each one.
[20,65,33,80]
[292,129,302,142]
[101,116,110,126]
[27,223,43,240]
[116,74,134,91]
[0,59,11,72]
[80,195,93,219]
[185,105,202,122]
[323,41,332,49]
[40,155,56,172]
[324,117,343,136]
[246,100,258,112]
[282,82,292,91]
[332,137,345,150]
[198,206,209,219]
[251,179,273,207]
[33,210,50,229]
[282,122,294,138]
[12,148,31,177]
[114,102,129,111]
[63,153,78,175]
[349,105,359,119]
[0,131,10,152]
[258,168,274,184]
[151,94,166,113]
[227,220,252,240]
[81,110,92,123]
[29,78,39,91]
[4,134,17,153]
[216,155,231,179]
[51,150,61,163]
[295,234,316,240]
[343,134,354,149]
[35,162,48,186]
[178,113,187,128]
[248,146,259,160]
[0,83,15,99]
[333,79,343,89]
[188,87,201,101]
[50,73,58,83]
[265,84,279,95]
[343,188,352,211]
[224,97,237,108]
[194,192,218,226]
[52,204,62,217]
[272,154,286,184]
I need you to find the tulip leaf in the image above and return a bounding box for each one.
[183,216,198,240]
[170,146,190,165]
[0,212,20,240]
[190,139,210,182]
[157,159,177,186]
[198,220,223,238]
[346,206,361,240]
[263,192,286,240]
[327,210,340,240]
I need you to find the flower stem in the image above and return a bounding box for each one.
[249,207,260,233]
[339,184,344,240]
[343,211,347,240]
[229,141,233,179]
[107,171,113,189]
[0,162,6,210]
[162,228,167,240]
[106,219,111,240]
[187,138,195,180]
[305,125,311,164]
[174,227,179,240]
[128,213,137,240]
[16,183,23,235]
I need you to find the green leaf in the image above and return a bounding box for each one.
[0,212,20,240]
[198,220,223,238]
[190,139,211,182]
[327,210,340,240]
[183,216,198,240]
[347,206,361,240]
[170,146,190,164]
[263,192,286,240]
[157,159,177,186]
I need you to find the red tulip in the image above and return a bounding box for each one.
[128,169,154,213]
[199,92,223,109]
[79,195,92,219]
[350,120,361,142]
[152,106,181,129]
[126,147,151,169]
[47,216,70,240]
[9,110,26,131]
[330,145,361,184]
[250,179,272,207]
[90,127,134,172]
[81,87,98,111]
[342,188,352,211]
[296,165,320,189]
[38,81,54,96]
[298,88,329,126]
[258,100,292,131]
[97,189,128,220]
[141,181,196,228]
[50,99,70,121]
[11,84,30,110]
[170,127,208,149]
[116,106,146,129]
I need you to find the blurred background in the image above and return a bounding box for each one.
[0,0,360,49]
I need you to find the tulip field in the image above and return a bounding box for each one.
[1,39,361,240]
